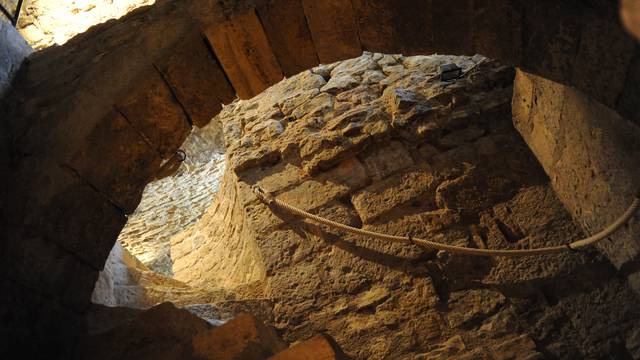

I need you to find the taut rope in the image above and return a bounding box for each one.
[252,186,640,257]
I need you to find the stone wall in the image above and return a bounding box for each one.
[167,53,640,359]
[17,0,155,49]
[117,121,227,275]
[1,3,208,355]
[0,18,31,97]
[91,242,234,310]
[2,0,639,357]
[170,168,268,289]
[512,69,640,293]
[92,114,263,310]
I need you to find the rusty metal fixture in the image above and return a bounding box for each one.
[154,150,186,180]
[621,0,640,41]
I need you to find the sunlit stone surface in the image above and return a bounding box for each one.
[17,0,155,49]
[118,121,227,275]
[98,52,640,359]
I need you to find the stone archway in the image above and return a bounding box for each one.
[2,0,640,356]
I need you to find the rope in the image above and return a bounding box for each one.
[252,186,640,257]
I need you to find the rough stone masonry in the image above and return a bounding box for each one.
[3,0,640,358]
[145,53,640,359]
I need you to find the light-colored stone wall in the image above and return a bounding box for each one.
[117,120,227,276]
[0,18,31,97]
[170,168,268,290]
[512,69,640,292]
[91,240,240,310]
[17,0,155,49]
[165,53,640,359]
[3,0,639,356]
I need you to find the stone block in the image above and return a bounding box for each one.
[248,162,304,194]
[416,313,443,341]
[557,87,640,265]
[290,92,334,119]
[231,145,281,174]
[116,67,191,158]
[334,85,381,106]
[363,141,414,181]
[79,302,211,360]
[330,54,379,77]
[511,70,565,170]
[513,69,640,272]
[281,88,321,116]
[257,0,319,77]
[434,159,531,213]
[301,0,362,64]
[42,177,127,270]
[352,166,439,224]
[321,73,359,95]
[205,10,283,99]
[302,133,372,175]
[351,285,390,311]
[268,262,324,302]
[351,0,432,55]
[74,7,194,101]
[325,107,369,132]
[510,70,535,134]
[192,313,287,360]
[69,110,162,213]
[157,30,235,127]
[276,178,350,212]
[317,157,370,192]
[382,87,430,127]
[268,334,350,360]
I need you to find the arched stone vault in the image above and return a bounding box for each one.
[1,0,640,356]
